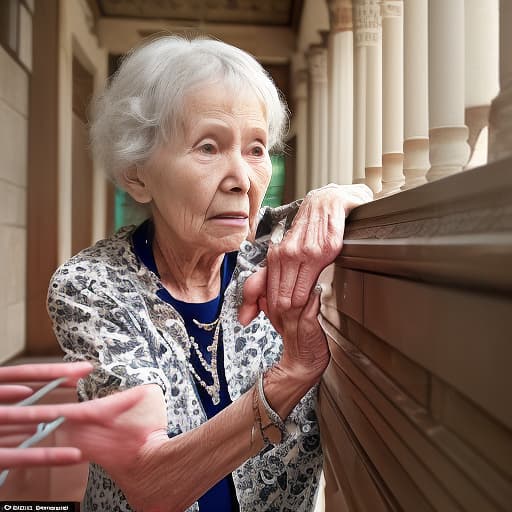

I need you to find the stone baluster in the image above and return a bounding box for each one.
[427,0,470,181]
[380,0,404,196]
[307,44,329,189]
[465,0,499,169]
[352,0,382,193]
[488,0,512,162]
[293,69,309,199]
[327,0,354,185]
[402,0,429,190]
[353,0,366,185]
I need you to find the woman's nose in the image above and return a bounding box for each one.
[225,153,251,193]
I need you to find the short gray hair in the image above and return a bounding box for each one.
[90,35,288,183]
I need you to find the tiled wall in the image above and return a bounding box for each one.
[0,1,32,362]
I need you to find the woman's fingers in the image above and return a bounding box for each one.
[0,385,145,425]
[0,362,94,386]
[266,242,302,312]
[0,385,34,403]
[0,447,83,468]
[239,267,267,326]
[240,184,372,329]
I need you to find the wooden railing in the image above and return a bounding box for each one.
[317,156,512,511]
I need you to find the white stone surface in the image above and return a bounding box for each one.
[0,100,28,187]
[0,46,29,115]
[0,226,26,362]
[429,0,466,127]
[0,42,28,362]
[465,0,499,108]
[18,3,33,71]
[5,226,26,305]
[298,0,330,55]
[0,180,26,226]
[328,29,354,185]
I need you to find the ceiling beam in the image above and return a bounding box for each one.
[97,18,295,63]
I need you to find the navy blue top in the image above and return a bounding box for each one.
[132,220,239,511]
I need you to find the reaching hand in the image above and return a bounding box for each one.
[0,363,167,476]
[0,362,93,469]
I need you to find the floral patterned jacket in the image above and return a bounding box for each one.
[47,203,323,512]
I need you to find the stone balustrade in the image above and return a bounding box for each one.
[296,0,509,198]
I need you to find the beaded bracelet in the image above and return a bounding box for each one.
[257,372,286,435]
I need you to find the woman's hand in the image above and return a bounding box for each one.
[0,362,93,468]
[239,183,373,326]
[0,363,167,477]
[0,382,167,465]
[239,183,372,382]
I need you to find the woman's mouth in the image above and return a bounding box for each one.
[210,212,249,227]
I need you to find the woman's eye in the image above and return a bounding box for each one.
[251,146,264,157]
[200,143,216,154]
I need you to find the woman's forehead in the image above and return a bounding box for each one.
[183,85,268,130]
[182,83,268,123]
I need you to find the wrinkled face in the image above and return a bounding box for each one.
[138,84,272,256]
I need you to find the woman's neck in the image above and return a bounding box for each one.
[153,231,224,303]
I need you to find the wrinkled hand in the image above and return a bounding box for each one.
[239,184,372,381]
[239,184,373,326]
[0,363,168,474]
[0,362,93,468]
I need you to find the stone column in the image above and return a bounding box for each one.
[327,0,354,185]
[307,45,329,189]
[380,0,404,196]
[363,0,383,194]
[402,0,429,190]
[488,0,512,162]
[465,0,499,168]
[427,0,470,181]
[294,69,309,198]
[353,0,367,185]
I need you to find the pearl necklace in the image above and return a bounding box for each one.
[187,317,221,405]
[152,235,223,404]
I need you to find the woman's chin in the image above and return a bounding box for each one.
[206,230,248,254]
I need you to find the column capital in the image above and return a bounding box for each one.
[307,46,328,84]
[381,0,403,18]
[354,0,382,47]
[328,0,353,33]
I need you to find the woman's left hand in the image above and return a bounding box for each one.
[239,183,373,327]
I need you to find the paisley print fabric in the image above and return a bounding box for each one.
[47,204,322,512]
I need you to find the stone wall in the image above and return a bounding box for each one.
[0,1,33,362]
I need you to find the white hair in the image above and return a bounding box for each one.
[90,35,288,183]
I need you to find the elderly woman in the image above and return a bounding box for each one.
[47,36,371,511]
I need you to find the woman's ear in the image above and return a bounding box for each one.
[120,167,152,204]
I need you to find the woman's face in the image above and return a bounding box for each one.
[138,84,272,256]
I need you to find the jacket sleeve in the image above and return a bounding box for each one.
[255,199,303,240]
[47,265,170,404]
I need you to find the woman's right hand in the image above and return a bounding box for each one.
[241,265,329,386]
